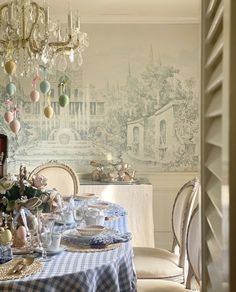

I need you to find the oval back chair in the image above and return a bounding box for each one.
[29,161,79,197]
[134,177,200,283]
[137,207,201,292]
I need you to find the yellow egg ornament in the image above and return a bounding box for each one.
[4,60,17,75]
[44,105,54,119]
[0,228,12,244]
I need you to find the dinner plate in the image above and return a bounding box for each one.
[74,193,98,200]
[88,202,110,210]
[12,247,34,255]
[77,225,105,236]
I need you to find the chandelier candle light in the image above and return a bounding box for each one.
[0,0,88,130]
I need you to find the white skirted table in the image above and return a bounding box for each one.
[80,178,154,248]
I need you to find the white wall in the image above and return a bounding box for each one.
[137,171,199,249]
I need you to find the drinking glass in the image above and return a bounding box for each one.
[73,206,86,227]
[40,231,52,261]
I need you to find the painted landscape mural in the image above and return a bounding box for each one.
[0,24,200,174]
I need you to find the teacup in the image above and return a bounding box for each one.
[84,208,105,226]
[63,210,75,224]
[48,232,61,251]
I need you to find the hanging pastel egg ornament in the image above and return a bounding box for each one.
[44,105,54,119]
[59,94,69,107]
[4,60,17,75]
[30,90,40,103]
[4,111,14,123]
[10,118,21,134]
[6,82,16,96]
[39,80,50,94]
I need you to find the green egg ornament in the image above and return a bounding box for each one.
[39,80,51,94]
[59,94,69,107]
[6,82,16,96]
[4,60,17,75]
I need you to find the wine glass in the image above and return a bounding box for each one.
[39,215,54,261]
[40,231,52,261]
[73,206,86,227]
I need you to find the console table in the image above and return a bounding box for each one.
[80,178,154,248]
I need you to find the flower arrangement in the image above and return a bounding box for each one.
[0,166,60,214]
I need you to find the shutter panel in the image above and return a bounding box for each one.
[202,0,236,291]
[201,1,225,292]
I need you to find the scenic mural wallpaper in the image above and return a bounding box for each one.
[0,24,200,174]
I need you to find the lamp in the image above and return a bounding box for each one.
[0,0,88,76]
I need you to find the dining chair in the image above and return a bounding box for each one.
[137,207,201,291]
[134,177,200,283]
[29,160,79,197]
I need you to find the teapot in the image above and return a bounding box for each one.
[84,208,105,226]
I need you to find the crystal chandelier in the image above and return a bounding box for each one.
[0,0,89,135]
[0,0,89,76]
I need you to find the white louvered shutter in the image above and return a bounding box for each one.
[201,0,236,292]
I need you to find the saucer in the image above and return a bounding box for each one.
[34,246,65,255]
[55,220,75,225]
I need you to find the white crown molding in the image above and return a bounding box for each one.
[81,16,200,24]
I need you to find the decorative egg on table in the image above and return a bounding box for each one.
[4,60,17,75]
[44,105,54,119]
[0,227,12,244]
[9,118,21,134]
[39,80,50,94]
[59,94,69,107]
[6,82,16,96]
[30,89,40,103]
[4,111,14,123]
[13,225,27,248]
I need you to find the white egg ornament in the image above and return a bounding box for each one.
[10,118,21,134]
[30,89,40,103]
[4,111,14,123]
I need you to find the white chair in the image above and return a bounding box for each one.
[134,177,199,283]
[137,207,201,291]
[29,161,79,197]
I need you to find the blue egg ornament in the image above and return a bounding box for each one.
[6,82,16,96]
[59,94,69,107]
[39,80,51,94]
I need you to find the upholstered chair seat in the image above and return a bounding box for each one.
[137,279,191,292]
[134,178,200,284]
[137,208,201,292]
[134,247,183,282]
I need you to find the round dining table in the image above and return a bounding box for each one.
[0,201,137,292]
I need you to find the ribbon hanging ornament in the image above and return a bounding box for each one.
[30,73,41,103]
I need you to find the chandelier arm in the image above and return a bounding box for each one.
[54,41,80,54]
[48,35,72,48]
[0,3,8,21]
[28,2,42,54]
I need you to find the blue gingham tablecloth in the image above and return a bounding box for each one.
[0,201,136,292]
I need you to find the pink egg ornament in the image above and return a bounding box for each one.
[4,111,14,123]
[10,118,21,134]
[30,90,40,103]
[15,225,27,242]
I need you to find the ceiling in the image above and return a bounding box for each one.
[48,0,200,23]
